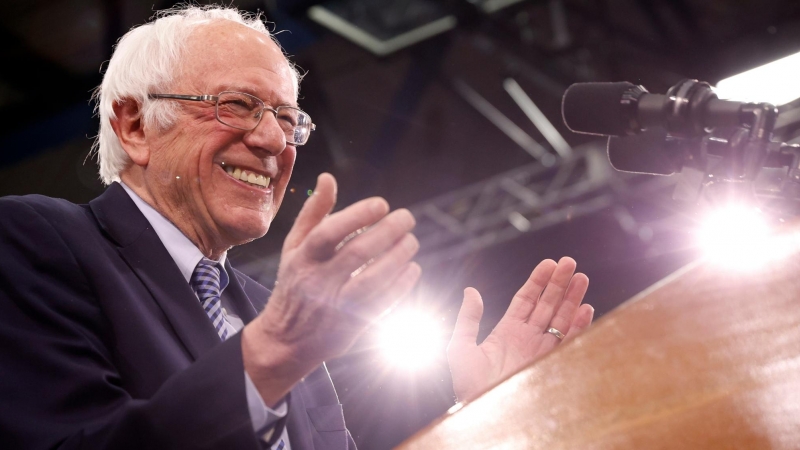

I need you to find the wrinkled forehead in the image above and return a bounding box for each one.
[177,20,296,98]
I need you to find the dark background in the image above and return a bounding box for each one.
[2,0,799,448]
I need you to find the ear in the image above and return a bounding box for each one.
[110,99,150,167]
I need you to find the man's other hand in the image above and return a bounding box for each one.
[447,257,594,402]
[243,173,421,406]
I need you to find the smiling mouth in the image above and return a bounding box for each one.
[222,165,271,189]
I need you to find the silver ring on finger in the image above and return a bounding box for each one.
[546,327,565,340]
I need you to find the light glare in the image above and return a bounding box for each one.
[716,50,800,106]
[698,205,795,270]
[378,310,444,372]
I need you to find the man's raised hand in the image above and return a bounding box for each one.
[243,173,421,406]
[447,257,594,402]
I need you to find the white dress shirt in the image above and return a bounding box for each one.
[121,183,290,449]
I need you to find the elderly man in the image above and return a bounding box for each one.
[0,6,593,450]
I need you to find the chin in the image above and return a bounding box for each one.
[220,212,273,246]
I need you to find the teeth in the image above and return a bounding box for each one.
[222,165,270,189]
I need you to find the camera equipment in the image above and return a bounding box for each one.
[561,79,800,210]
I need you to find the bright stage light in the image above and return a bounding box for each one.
[715,50,800,106]
[378,310,445,372]
[697,205,796,270]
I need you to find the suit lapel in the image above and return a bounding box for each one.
[223,262,260,325]
[89,183,220,360]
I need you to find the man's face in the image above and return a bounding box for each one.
[144,21,298,251]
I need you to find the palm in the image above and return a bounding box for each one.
[447,258,593,402]
[481,321,545,374]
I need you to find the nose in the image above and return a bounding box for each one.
[242,110,287,156]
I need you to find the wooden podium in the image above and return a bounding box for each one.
[396,254,800,449]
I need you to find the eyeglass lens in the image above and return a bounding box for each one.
[215,91,312,144]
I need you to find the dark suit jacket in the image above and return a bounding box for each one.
[0,183,355,450]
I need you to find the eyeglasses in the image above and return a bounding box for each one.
[148,91,316,146]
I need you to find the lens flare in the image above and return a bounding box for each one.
[378,310,444,372]
[697,205,796,270]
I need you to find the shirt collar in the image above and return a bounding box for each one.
[120,182,228,289]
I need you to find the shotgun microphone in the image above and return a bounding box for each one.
[561,81,746,138]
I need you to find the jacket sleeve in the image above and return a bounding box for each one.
[0,198,262,450]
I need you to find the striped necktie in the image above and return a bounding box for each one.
[190,257,229,341]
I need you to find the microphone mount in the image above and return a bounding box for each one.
[570,79,800,212]
[617,79,779,139]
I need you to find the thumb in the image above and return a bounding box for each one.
[449,287,484,348]
[283,173,337,252]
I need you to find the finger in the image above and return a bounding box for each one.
[544,272,589,338]
[337,233,419,306]
[302,196,390,261]
[564,303,595,343]
[328,209,416,276]
[503,259,557,322]
[535,273,588,355]
[527,257,577,331]
[382,262,423,313]
[283,173,337,252]
[339,261,422,324]
[449,288,484,349]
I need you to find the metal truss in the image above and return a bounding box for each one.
[405,142,677,268]
[239,141,678,285]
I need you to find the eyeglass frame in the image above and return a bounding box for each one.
[148,91,316,146]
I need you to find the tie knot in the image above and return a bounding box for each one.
[191,257,222,295]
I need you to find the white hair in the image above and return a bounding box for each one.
[92,5,301,185]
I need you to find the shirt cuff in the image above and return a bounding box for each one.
[244,371,288,433]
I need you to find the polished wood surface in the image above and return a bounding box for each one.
[396,255,800,449]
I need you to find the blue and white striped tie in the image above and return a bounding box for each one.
[191,258,229,341]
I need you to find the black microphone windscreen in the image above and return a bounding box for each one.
[562,82,638,136]
[607,130,681,176]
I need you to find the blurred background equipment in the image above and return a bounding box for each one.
[565,78,800,200]
[307,0,456,56]
[3,0,800,448]
[564,77,800,272]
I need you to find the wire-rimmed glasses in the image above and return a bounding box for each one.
[148,91,315,145]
